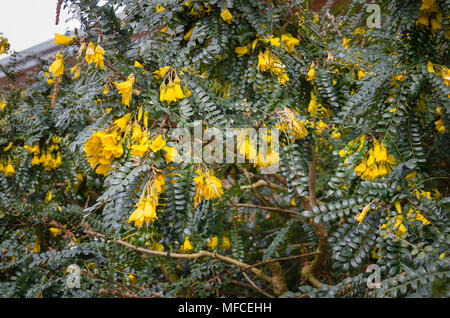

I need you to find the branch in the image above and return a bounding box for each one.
[83,229,273,285]
[242,272,274,298]
[229,203,299,217]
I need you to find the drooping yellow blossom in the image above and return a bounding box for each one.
[342,38,351,50]
[193,169,223,206]
[159,69,187,104]
[281,33,299,53]
[276,108,308,140]
[3,161,15,177]
[257,49,289,84]
[235,46,250,57]
[85,42,95,64]
[53,33,75,46]
[206,236,219,250]
[220,9,233,24]
[306,62,316,82]
[114,74,135,106]
[49,51,64,79]
[416,0,442,32]
[179,236,193,253]
[237,129,258,162]
[354,139,396,181]
[183,27,194,41]
[94,45,105,69]
[355,203,371,224]
[0,36,10,54]
[156,4,165,12]
[113,113,131,132]
[163,146,177,164]
[150,135,166,153]
[83,130,123,176]
[128,175,165,227]
[49,227,61,237]
[0,97,6,111]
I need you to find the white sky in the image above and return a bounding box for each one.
[0,0,80,53]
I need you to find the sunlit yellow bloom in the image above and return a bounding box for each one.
[342,38,351,50]
[163,146,177,164]
[179,237,193,253]
[49,227,61,237]
[53,33,74,46]
[281,33,299,53]
[307,62,316,82]
[193,169,223,206]
[114,74,135,106]
[183,27,194,41]
[94,45,105,69]
[156,4,165,12]
[4,162,15,177]
[206,236,218,250]
[235,46,249,57]
[113,113,131,132]
[220,9,233,24]
[85,42,95,64]
[49,51,64,79]
[150,135,166,153]
[355,203,371,224]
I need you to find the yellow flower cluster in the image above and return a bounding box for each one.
[0,35,10,54]
[0,97,6,111]
[434,107,446,134]
[193,168,223,206]
[236,129,279,168]
[128,174,166,227]
[206,236,231,250]
[416,0,441,32]
[131,128,178,164]
[275,107,308,140]
[158,67,190,105]
[85,41,105,69]
[257,49,289,84]
[354,139,396,181]
[83,129,124,176]
[24,140,62,171]
[0,160,15,177]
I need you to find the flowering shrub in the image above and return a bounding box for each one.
[0,0,449,298]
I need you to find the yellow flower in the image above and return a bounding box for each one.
[427,61,435,74]
[235,46,249,57]
[53,33,74,46]
[193,169,223,206]
[308,91,318,117]
[150,135,166,153]
[114,74,135,106]
[206,236,218,250]
[49,227,61,237]
[4,162,15,177]
[85,42,95,64]
[183,27,194,41]
[357,69,365,80]
[342,38,351,50]
[355,203,371,224]
[94,45,105,69]
[307,62,316,82]
[220,236,231,250]
[220,9,233,24]
[179,237,193,253]
[281,33,299,53]
[163,146,177,164]
[156,4,165,13]
[49,51,64,79]
[435,118,446,134]
[113,113,131,132]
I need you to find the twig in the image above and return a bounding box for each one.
[242,272,274,298]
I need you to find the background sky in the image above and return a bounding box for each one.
[0,1,80,55]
